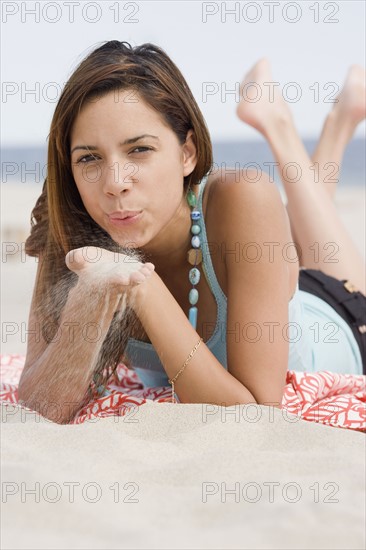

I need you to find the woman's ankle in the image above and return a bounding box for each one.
[262,112,295,142]
[326,109,356,145]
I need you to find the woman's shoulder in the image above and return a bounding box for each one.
[203,167,299,299]
[201,168,275,297]
[204,167,279,227]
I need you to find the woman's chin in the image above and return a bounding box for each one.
[108,231,143,251]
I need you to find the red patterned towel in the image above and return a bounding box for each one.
[1,354,365,432]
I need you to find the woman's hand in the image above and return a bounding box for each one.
[65,246,155,291]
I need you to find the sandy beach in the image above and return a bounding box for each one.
[0,398,364,550]
[1,182,365,550]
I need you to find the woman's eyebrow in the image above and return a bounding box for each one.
[121,134,159,145]
[70,134,159,155]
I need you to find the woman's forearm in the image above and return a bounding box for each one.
[131,272,258,406]
[18,281,123,424]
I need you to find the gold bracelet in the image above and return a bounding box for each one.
[168,337,203,403]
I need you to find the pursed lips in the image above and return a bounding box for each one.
[106,211,143,227]
[108,210,142,220]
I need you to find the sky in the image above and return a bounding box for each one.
[1,0,365,146]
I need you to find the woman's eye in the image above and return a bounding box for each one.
[130,147,152,154]
[75,154,99,164]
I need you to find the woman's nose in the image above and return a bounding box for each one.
[103,161,137,195]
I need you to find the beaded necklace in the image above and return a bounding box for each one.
[186,186,202,330]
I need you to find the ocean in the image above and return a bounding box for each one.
[1,137,365,187]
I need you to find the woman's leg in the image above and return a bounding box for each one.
[311,65,366,200]
[290,65,366,262]
[237,60,366,294]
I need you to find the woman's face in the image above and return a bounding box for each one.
[70,89,196,251]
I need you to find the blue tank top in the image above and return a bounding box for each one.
[125,175,363,386]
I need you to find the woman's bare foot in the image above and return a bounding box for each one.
[331,65,366,127]
[236,58,293,135]
[65,246,155,289]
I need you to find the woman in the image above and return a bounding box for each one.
[18,40,366,424]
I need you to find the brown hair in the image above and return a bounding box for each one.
[25,40,213,401]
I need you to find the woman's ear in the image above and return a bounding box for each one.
[182,129,197,177]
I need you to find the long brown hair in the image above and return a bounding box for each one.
[25,40,213,399]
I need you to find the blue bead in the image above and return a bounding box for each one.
[97,385,105,395]
[189,267,200,285]
[189,288,199,305]
[191,210,201,221]
[189,307,198,329]
[191,235,200,248]
[191,224,201,235]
